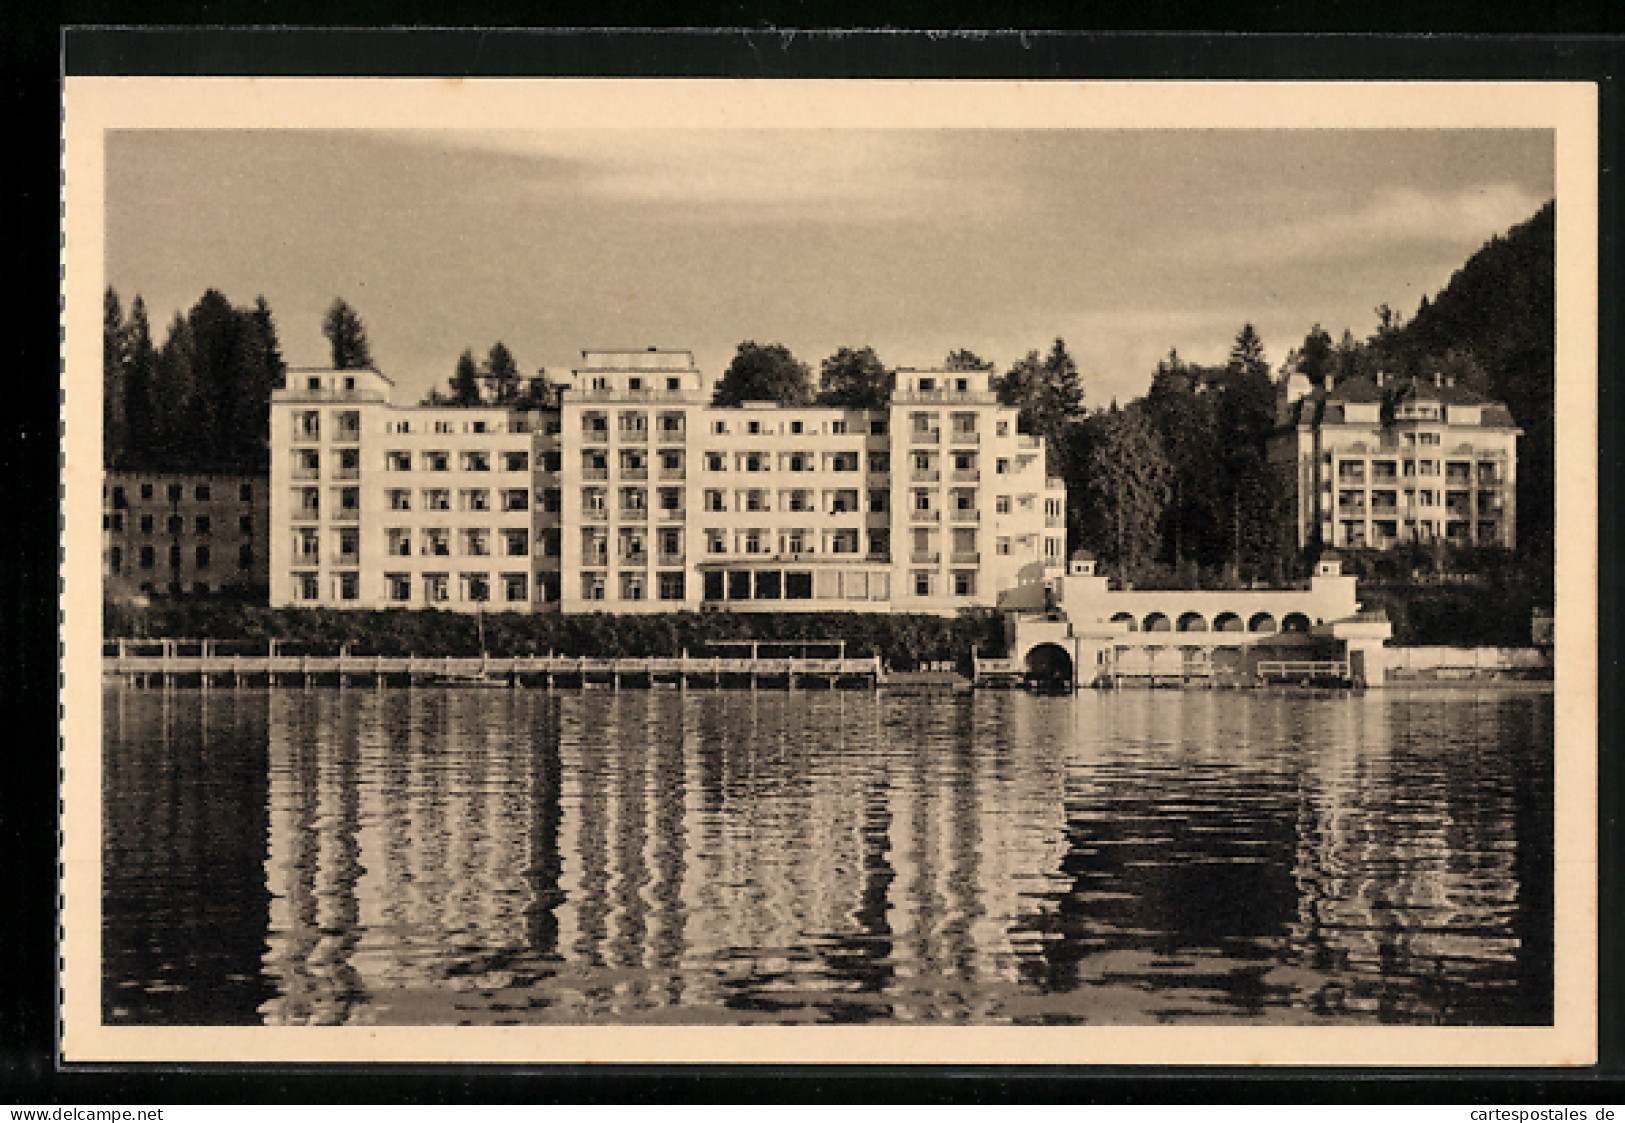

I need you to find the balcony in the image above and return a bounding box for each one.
[620,466,649,481]
[911,469,940,482]
[583,553,609,568]
[911,428,941,445]
[618,427,649,443]
[331,508,360,523]
[582,466,609,481]
[950,551,980,565]
[658,551,686,566]
[910,509,940,522]
[582,428,609,444]
[658,467,686,481]
[910,551,941,565]
[293,507,320,523]
[1045,515,1065,529]
[951,469,981,483]
[620,507,648,522]
[583,507,608,521]
[1018,435,1042,450]
[950,508,980,523]
[948,430,980,445]
[896,388,996,405]
[658,506,687,522]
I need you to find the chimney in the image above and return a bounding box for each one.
[1376,370,1386,387]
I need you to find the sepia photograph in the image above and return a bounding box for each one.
[59,77,1599,1066]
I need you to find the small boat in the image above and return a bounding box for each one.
[426,607,507,687]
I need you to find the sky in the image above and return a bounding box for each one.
[104,128,1554,408]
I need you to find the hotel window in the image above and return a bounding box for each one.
[461,451,491,472]
[582,529,609,565]
[867,451,890,473]
[954,490,976,511]
[434,420,454,434]
[542,450,562,472]
[914,571,933,597]
[108,546,122,572]
[336,528,360,562]
[953,571,976,597]
[830,420,848,435]
[464,529,490,557]
[503,528,529,557]
[868,528,889,559]
[296,528,321,561]
[542,488,562,513]
[782,529,808,555]
[423,528,450,557]
[540,528,562,557]
[298,572,320,601]
[913,490,932,511]
[139,546,155,569]
[503,573,529,603]
[953,452,976,472]
[618,411,647,436]
[996,458,1009,475]
[387,528,412,557]
[582,573,606,601]
[829,490,858,514]
[627,378,642,392]
[423,451,449,472]
[996,537,1011,556]
[338,487,360,516]
[109,485,127,509]
[787,452,809,472]
[168,515,184,535]
[704,489,726,512]
[660,450,683,475]
[167,483,184,502]
[386,451,412,471]
[461,488,491,512]
[789,420,804,435]
[747,420,763,435]
[712,419,728,435]
[502,488,529,512]
[743,490,767,513]
[583,488,607,513]
[424,573,449,603]
[468,420,488,435]
[619,449,647,477]
[424,488,451,511]
[388,420,412,435]
[195,546,211,570]
[705,452,726,472]
[786,490,811,513]
[297,411,320,439]
[335,448,361,479]
[742,452,766,472]
[109,513,124,532]
[706,529,726,555]
[462,573,490,603]
[583,450,609,477]
[659,528,682,557]
[387,574,411,602]
[295,450,321,479]
[743,530,764,555]
[658,487,682,512]
[621,487,647,513]
[830,452,858,472]
[620,573,646,601]
[195,515,212,535]
[666,377,681,391]
[658,572,686,601]
[140,514,155,534]
[389,489,412,511]
[658,412,684,435]
[869,418,889,437]
[829,529,859,554]
[334,411,361,440]
[620,529,647,561]
[140,483,154,500]
[195,484,211,502]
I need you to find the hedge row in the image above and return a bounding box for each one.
[104,601,1010,670]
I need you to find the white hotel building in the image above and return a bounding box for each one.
[269,350,1067,614]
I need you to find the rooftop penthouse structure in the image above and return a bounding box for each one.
[269,352,1067,615]
[1269,372,1520,551]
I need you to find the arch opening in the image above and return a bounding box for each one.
[1143,612,1171,633]
[1214,612,1244,632]
[1281,612,1312,634]
[1248,612,1277,633]
[1176,611,1208,632]
[1109,611,1138,632]
[1024,642,1074,685]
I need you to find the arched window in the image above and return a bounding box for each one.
[1248,612,1277,633]
[1143,612,1171,632]
[1176,611,1208,632]
[1109,612,1138,632]
[1282,612,1312,633]
[1213,612,1243,632]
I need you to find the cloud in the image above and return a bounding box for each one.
[387,129,1020,220]
[1190,183,1548,267]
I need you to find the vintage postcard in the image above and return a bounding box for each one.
[60,77,1599,1065]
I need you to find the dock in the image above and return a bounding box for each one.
[103,639,884,691]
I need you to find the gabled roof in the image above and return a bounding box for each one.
[1325,376,1384,403]
[1390,376,1490,407]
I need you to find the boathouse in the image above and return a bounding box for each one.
[996,551,1393,688]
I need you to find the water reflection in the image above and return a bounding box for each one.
[103,686,1552,1025]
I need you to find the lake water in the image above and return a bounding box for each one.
[102,685,1553,1026]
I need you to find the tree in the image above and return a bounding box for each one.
[321,298,373,370]
[1145,348,1223,569]
[817,346,893,409]
[483,341,521,404]
[993,338,1084,441]
[1291,323,1335,389]
[1082,403,1172,579]
[119,297,157,470]
[943,349,994,372]
[710,341,814,407]
[1214,324,1284,579]
[104,288,128,468]
[450,349,481,405]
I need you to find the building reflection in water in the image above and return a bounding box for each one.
[103,684,1551,1025]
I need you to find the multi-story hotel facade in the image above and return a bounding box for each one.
[1269,373,1520,552]
[269,351,1067,615]
[104,471,269,603]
